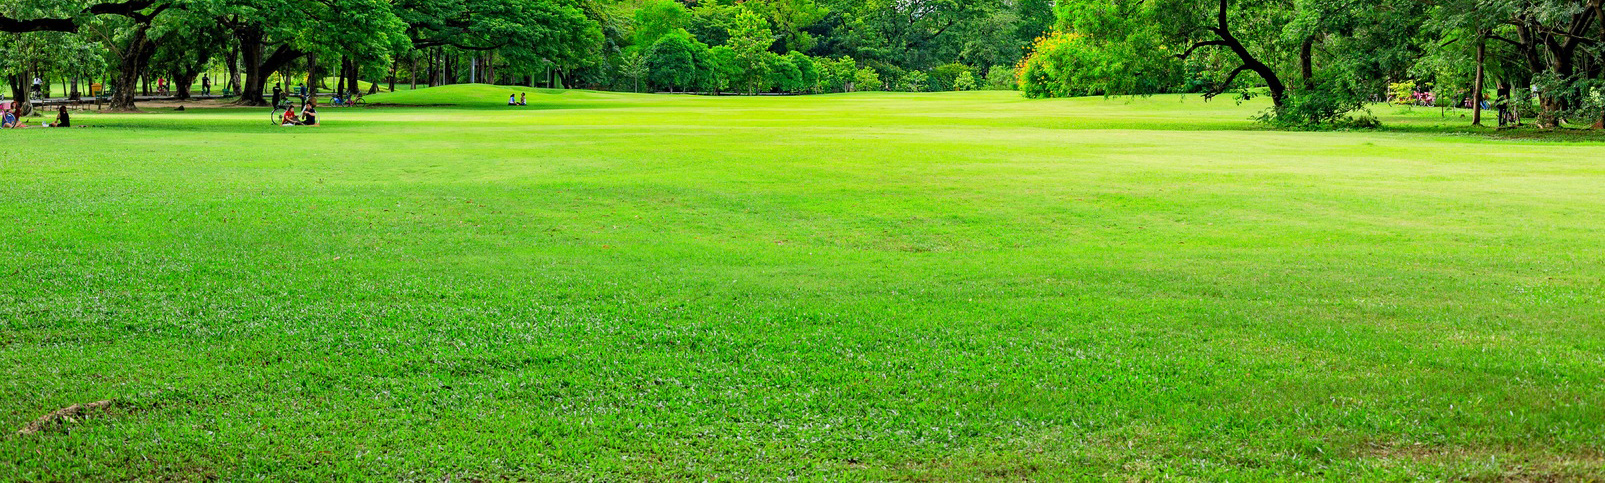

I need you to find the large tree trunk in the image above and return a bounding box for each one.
[226,44,240,94]
[8,73,34,117]
[336,56,347,95]
[174,71,197,100]
[305,52,319,96]
[348,58,361,94]
[386,57,397,94]
[486,52,496,85]
[1299,35,1315,91]
[1472,33,1485,127]
[109,25,156,111]
[235,30,304,106]
[237,29,266,105]
[427,48,438,87]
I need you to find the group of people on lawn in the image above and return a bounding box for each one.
[2,106,71,129]
[281,100,319,126]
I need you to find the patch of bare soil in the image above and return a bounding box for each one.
[16,400,113,436]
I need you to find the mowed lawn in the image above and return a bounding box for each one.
[2,87,1602,480]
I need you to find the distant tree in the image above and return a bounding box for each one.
[632,0,689,49]
[725,9,774,94]
[788,51,819,93]
[620,49,647,92]
[744,0,827,53]
[645,29,698,92]
[766,52,805,92]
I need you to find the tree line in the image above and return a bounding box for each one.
[1020,0,1605,128]
[1,0,1051,115]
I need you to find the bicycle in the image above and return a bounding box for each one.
[332,91,366,107]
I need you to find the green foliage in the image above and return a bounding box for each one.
[900,70,927,92]
[853,65,881,91]
[927,62,972,92]
[1389,82,1416,105]
[984,65,1015,90]
[765,52,805,93]
[632,0,690,49]
[645,29,705,92]
[787,51,818,93]
[952,71,977,91]
[724,9,774,94]
[815,56,857,92]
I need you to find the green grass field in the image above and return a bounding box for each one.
[3,86,1603,481]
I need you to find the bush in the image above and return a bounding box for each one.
[1388,82,1415,105]
[901,70,928,92]
[1260,84,1377,129]
[953,71,977,91]
[789,52,819,94]
[984,65,1015,90]
[765,54,805,93]
[928,63,973,92]
[1017,32,1103,98]
[853,66,882,92]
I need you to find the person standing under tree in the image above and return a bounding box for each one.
[1495,85,1512,128]
[272,83,284,107]
[202,75,211,96]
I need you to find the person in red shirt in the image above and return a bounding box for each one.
[281,105,300,126]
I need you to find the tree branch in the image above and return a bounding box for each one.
[1204,64,1252,100]
[0,0,158,33]
[1177,40,1230,60]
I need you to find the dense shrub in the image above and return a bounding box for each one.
[901,70,928,92]
[928,63,973,92]
[766,53,805,93]
[984,65,1015,90]
[953,71,977,91]
[1017,32,1104,98]
[854,67,882,91]
[1016,28,1182,99]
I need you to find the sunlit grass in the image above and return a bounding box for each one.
[2,87,1603,480]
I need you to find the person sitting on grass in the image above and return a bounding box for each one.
[509,94,517,106]
[281,105,300,126]
[301,101,319,126]
[47,106,70,128]
[2,109,21,129]
[519,93,527,106]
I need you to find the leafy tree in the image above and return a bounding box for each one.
[744,0,826,53]
[766,51,805,92]
[645,28,698,91]
[725,9,774,94]
[787,51,818,93]
[620,49,647,92]
[632,0,688,49]
[927,62,971,91]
